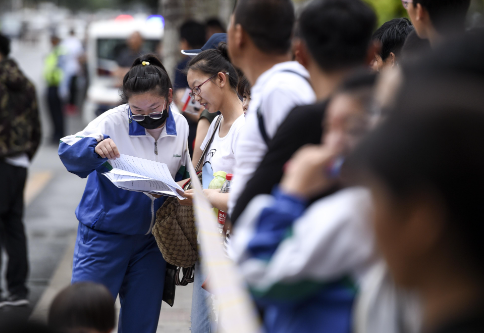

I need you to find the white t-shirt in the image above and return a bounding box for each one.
[5,153,30,168]
[228,61,316,214]
[200,114,245,189]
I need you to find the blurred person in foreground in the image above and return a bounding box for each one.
[403,0,470,47]
[371,18,414,71]
[48,282,115,333]
[44,35,65,143]
[347,30,484,333]
[347,81,484,333]
[0,33,41,309]
[227,0,316,216]
[232,71,378,333]
[174,20,207,157]
[0,320,55,333]
[230,0,378,225]
[400,29,432,62]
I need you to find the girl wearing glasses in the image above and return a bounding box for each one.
[181,42,245,332]
[58,54,190,333]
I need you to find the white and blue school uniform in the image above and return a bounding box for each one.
[58,104,189,333]
[231,187,378,333]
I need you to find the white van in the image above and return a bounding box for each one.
[83,16,165,124]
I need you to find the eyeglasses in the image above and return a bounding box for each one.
[130,103,166,122]
[401,0,413,9]
[189,73,229,99]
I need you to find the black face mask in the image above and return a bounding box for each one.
[135,109,169,130]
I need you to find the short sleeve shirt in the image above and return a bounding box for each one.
[200,114,245,189]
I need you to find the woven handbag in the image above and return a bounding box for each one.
[152,116,222,269]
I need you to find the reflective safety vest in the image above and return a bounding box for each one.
[44,46,64,86]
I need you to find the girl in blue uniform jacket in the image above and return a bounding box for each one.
[58,54,190,333]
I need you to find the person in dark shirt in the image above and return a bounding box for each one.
[230,0,378,224]
[174,20,206,157]
[400,29,432,62]
[0,33,41,308]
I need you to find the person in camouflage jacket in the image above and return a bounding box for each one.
[0,33,41,308]
[0,50,41,160]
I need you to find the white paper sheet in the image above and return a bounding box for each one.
[102,154,184,199]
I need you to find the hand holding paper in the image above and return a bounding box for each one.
[102,154,185,199]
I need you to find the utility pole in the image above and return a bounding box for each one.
[160,0,184,81]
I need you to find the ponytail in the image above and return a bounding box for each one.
[121,54,173,102]
[186,42,239,91]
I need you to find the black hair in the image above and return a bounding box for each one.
[187,42,239,92]
[0,33,11,57]
[372,18,414,61]
[298,0,376,73]
[0,320,56,333]
[48,282,115,332]
[348,74,484,275]
[121,53,172,102]
[237,74,251,98]
[179,20,206,49]
[414,0,471,34]
[206,17,226,32]
[234,0,295,55]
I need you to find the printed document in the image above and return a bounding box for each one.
[102,154,184,199]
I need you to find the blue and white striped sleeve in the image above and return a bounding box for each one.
[231,187,375,305]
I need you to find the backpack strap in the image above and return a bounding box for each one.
[257,105,270,146]
[256,70,311,146]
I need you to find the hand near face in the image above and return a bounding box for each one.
[281,138,343,200]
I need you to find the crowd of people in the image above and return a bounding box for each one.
[2,0,484,332]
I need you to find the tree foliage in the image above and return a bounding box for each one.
[363,0,408,26]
